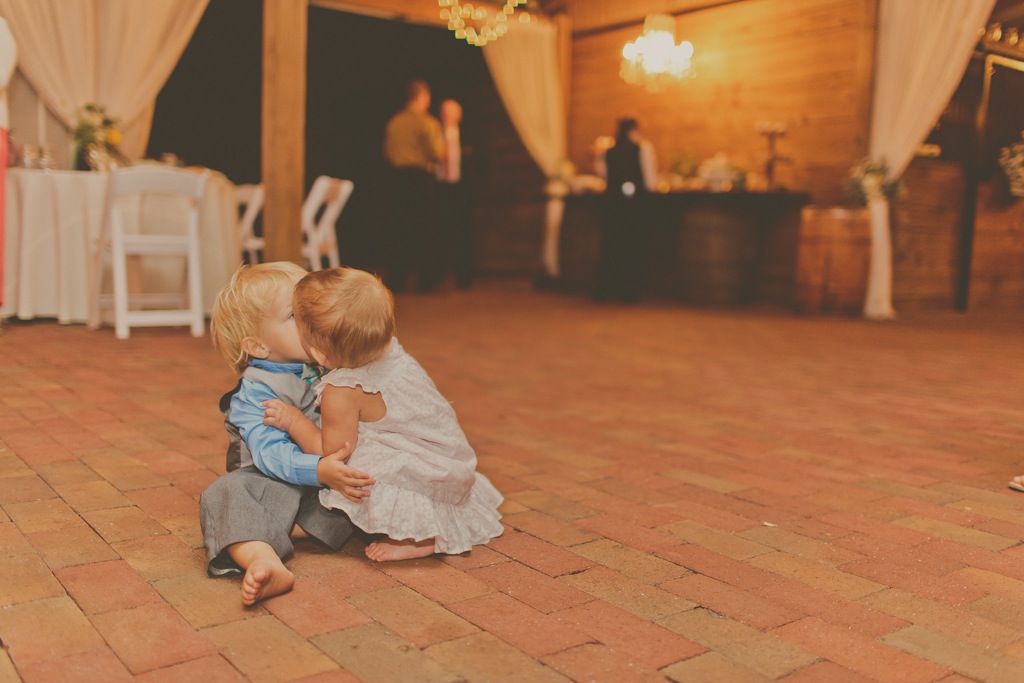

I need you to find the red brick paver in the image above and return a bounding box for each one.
[2,285,1023,681]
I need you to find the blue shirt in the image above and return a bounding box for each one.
[231,359,321,487]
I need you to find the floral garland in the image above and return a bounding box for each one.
[998,131,1024,198]
[846,158,901,206]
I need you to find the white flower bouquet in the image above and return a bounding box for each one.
[72,103,124,171]
[846,158,901,206]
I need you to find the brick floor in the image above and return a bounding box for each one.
[2,282,1023,681]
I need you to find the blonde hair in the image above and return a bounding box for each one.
[293,268,395,369]
[210,262,309,373]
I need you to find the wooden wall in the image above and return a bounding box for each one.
[792,160,1021,313]
[561,0,1022,311]
[971,181,1024,308]
[792,158,969,315]
[892,159,967,310]
[566,0,877,205]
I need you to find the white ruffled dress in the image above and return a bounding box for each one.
[317,338,503,554]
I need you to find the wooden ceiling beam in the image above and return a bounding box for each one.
[309,0,450,26]
[564,0,742,35]
[309,0,556,26]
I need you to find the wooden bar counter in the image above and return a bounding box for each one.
[558,190,810,307]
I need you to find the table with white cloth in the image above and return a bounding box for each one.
[1,167,241,324]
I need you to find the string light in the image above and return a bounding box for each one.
[438,0,531,47]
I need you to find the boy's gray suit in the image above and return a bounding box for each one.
[200,367,353,574]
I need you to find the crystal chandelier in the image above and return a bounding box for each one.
[620,14,694,92]
[439,0,531,47]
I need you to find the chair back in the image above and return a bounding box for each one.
[235,183,265,263]
[89,165,211,339]
[109,165,209,202]
[105,166,209,238]
[301,175,354,270]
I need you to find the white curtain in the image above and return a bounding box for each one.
[483,18,568,277]
[0,0,209,162]
[864,0,994,319]
[483,18,565,178]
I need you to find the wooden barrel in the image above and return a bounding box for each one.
[795,205,870,314]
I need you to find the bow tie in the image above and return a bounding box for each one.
[300,364,326,385]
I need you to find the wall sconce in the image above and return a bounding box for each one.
[620,14,694,92]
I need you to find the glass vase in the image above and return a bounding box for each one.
[72,142,90,171]
[88,145,113,171]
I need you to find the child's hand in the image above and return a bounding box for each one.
[261,399,302,432]
[317,444,374,504]
[329,440,355,461]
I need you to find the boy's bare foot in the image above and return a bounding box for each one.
[365,537,436,562]
[1009,475,1024,492]
[241,559,295,606]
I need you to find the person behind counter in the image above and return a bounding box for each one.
[592,117,659,303]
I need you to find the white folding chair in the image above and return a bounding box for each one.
[236,183,265,264]
[87,166,210,339]
[302,175,354,271]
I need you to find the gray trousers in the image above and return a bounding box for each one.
[199,466,354,568]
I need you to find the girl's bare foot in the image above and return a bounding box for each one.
[1010,475,1024,492]
[241,558,295,606]
[365,537,435,562]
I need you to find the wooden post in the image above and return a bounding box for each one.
[262,0,307,264]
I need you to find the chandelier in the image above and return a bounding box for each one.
[620,14,694,91]
[439,0,531,47]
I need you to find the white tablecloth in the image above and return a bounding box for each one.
[1,167,241,323]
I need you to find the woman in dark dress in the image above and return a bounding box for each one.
[593,117,658,303]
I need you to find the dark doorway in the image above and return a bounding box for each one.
[303,6,500,271]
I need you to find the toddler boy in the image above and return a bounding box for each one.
[201,262,373,605]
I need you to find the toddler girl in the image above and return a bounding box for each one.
[262,267,503,561]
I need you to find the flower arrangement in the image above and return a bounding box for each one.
[72,103,124,170]
[846,158,901,206]
[998,131,1024,197]
[698,152,745,192]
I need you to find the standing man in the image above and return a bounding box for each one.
[382,80,444,293]
[435,98,475,290]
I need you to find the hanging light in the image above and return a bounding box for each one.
[620,14,694,92]
[439,0,531,47]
